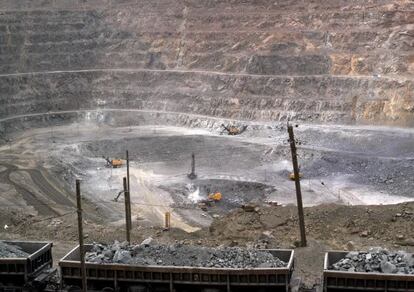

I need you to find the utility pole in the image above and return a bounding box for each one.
[125,150,132,239]
[287,124,307,247]
[123,177,132,243]
[126,150,130,194]
[76,179,87,292]
[187,152,197,179]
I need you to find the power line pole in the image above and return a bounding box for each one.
[125,150,132,240]
[76,179,87,292]
[126,150,130,194]
[123,177,132,243]
[287,124,307,247]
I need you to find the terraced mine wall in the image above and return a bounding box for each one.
[0,0,413,126]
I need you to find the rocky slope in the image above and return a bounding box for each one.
[0,0,413,125]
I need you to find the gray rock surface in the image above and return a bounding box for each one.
[0,242,29,258]
[85,240,287,268]
[0,1,414,126]
[330,248,414,274]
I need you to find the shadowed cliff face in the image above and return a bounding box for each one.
[0,0,413,126]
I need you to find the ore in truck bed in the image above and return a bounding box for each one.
[85,240,287,268]
[330,248,414,274]
[0,241,30,258]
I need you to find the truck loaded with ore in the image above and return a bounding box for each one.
[1,239,414,292]
[1,239,294,292]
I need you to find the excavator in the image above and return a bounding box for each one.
[103,156,123,168]
[221,124,248,136]
[208,192,222,202]
[198,192,222,211]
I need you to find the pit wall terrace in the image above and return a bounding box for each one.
[0,0,413,126]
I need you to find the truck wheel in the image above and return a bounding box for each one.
[67,285,82,292]
[102,288,115,292]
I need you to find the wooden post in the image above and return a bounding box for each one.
[287,124,307,247]
[126,185,132,235]
[76,179,87,292]
[126,150,130,194]
[165,212,171,230]
[125,150,132,235]
[123,177,131,243]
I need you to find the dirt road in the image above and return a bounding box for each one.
[0,163,73,216]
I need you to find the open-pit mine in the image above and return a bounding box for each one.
[0,1,413,291]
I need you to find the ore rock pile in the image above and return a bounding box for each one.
[330,248,414,274]
[85,239,286,268]
[0,241,29,258]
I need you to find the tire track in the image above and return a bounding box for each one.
[29,168,75,208]
[0,163,73,216]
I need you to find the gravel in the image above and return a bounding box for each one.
[0,241,29,258]
[330,248,414,274]
[85,239,287,268]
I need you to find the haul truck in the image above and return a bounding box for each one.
[323,251,414,292]
[0,240,54,292]
[59,245,295,292]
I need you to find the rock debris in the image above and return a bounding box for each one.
[85,239,287,268]
[330,248,414,274]
[0,242,29,258]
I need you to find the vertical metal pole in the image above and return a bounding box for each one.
[76,179,87,292]
[188,153,197,179]
[287,125,307,247]
[191,152,195,175]
[123,177,131,243]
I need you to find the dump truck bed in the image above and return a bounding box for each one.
[0,240,53,288]
[323,251,414,292]
[60,244,294,292]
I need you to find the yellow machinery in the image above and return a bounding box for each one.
[221,124,248,136]
[111,159,123,168]
[289,172,302,180]
[227,126,241,135]
[103,157,123,168]
[208,192,222,202]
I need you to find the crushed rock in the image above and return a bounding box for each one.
[0,241,30,258]
[85,240,287,268]
[330,248,414,274]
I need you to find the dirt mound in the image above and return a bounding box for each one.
[209,202,414,249]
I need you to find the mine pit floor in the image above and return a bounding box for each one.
[0,117,414,231]
[0,112,413,288]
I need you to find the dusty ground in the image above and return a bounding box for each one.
[0,201,413,288]
[1,112,414,288]
[1,112,414,231]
